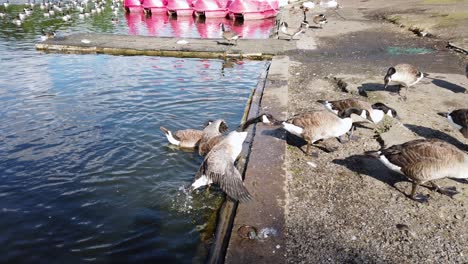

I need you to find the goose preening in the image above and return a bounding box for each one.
[317,98,398,124]
[384,63,426,99]
[198,119,229,156]
[438,109,468,138]
[267,108,371,155]
[190,114,274,202]
[312,14,327,28]
[365,139,468,202]
[219,23,241,46]
[279,22,307,41]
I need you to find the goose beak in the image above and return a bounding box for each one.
[437,112,448,118]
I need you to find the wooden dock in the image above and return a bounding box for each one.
[35,33,296,59]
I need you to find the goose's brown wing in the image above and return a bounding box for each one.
[382,139,464,169]
[329,99,372,113]
[175,129,203,141]
[396,64,420,75]
[198,135,224,156]
[196,146,252,202]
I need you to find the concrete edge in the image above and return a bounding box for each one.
[206,63,271,264]
[224,56,289,263]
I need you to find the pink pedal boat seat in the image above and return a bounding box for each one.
[228,0,279,20]
[143,0,168,14]
[166,0,194,16]
[124,0,143,13]
[193,0,230,18]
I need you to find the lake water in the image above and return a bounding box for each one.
[0,1,270,263]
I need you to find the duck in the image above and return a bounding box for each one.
[198,119,229,156]
[438,109,468,138]
[384,63,426,99]
[365,138,468,202]
[40,29,56,41]
[279,22,307,41]
[312,14,327,28]
[317,98,398,124]
[190,114,273,202]
[268,108,371,156]
[219,23,241,46]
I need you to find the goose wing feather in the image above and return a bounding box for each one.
[196,145,252,202]
[381,139,464,170]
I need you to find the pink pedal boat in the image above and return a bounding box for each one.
[166,0,194,16]
[143,0,168,14]
[124,0,143,13]
[228,0,279,20]
[193,0,230,18]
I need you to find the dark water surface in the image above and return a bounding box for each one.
[0,1,269,263]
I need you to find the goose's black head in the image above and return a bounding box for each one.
[236,113,280,131]
[339,107,372,122]
[372,102,398,118]
[384,67,396,89]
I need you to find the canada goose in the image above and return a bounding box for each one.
[40,29,56,41]
[160,127,204,149]
[312,14,327,28]
[190,114,273,202]
[269,108,371,155]
[279,22,306,41]
[384,63,425,99]
[365,139,468,202]
[111,16,118,24]
[219,23,240,46]
[198,119,229,156]
[438,109,468,138]
[317,99,398,124]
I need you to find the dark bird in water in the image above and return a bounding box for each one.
[366,139,468,202]
[438,109,468,138]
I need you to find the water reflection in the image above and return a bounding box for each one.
[126,12,275,39]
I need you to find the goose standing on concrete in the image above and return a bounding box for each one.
[317,98,398,124]
[383,63,426,99]
[219,23,240,46]
[268,108,371,155]
[191,114,273,202]
[438,109,468,138]
[365,139,468,202]
[198,119,229,156]
[312,14,327,28]
[279,22,307,41]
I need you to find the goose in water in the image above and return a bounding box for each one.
[160,120,213,149]
[191,114,273,202]
[438,109,468,138]
[219,23,240,46]
[317,98,398,124]
[267,108,371,155]
[365,139,468,202]
[384,63,426,99]
[198,119,229,156]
